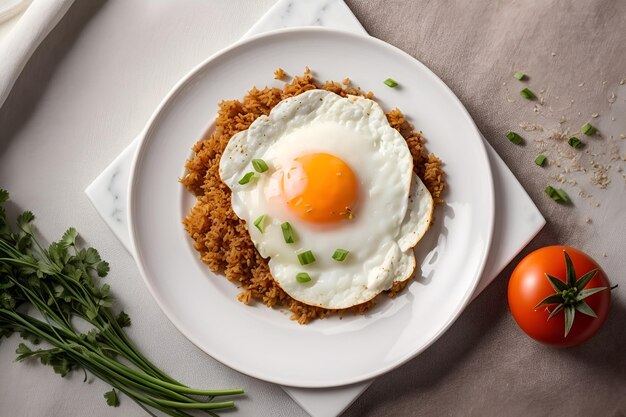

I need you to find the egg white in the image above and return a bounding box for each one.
[219,89,433,309]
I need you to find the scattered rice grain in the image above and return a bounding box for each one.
[274,68,286,80]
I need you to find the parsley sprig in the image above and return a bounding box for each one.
[0,189,242,416]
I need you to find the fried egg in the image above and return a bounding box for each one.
[219,89,433,309]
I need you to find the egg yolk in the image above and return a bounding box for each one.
[280,153,359,224]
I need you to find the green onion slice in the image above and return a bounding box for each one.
[506,131,523,145]
[332,249,350,262]
[520,88,536,100]
[545,186,559,201]
[384,78,398,88]
[296,272,311,283]
[545,186,569,203]
[514,71,526,80]
[534,154,547,166]
[238,172,255,185]
[297,250,316,266]
[252,159,269,173]
[281,222,295,244]
[555,188,569,203]
[253,214,267,233]
[568,136,584,149]
[581,122,597,136]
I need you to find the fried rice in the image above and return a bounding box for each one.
[180,68,445,324]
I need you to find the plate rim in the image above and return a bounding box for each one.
[128,26,495,388]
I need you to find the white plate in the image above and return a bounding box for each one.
[128,27,494,388]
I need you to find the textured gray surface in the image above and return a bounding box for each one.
[0,1,624,416]
[344,1,626,416]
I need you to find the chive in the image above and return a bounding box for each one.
[555,188,569,203]
[506,131,524,145]
[253,214,267,233]
[520,88,536,100]
[514,71,526,80]
[545,186,560,201]
[581,122,597,136]
[297,250,316,266]
[545,186,569,203]
[238,172,255,185]
[281,222,295,244]
[296,272,311,283]
[251,159,269,173]
[332,249,350,262]
[534,154,547,166]
[568,136,584,149]
[384,78,398,88]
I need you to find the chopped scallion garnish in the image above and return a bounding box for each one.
[281,222,295,244]
[520,88,536,100]
[545,186,559,201]
[238,172,255,185]
[514,71,526,80]
[506,131,524,145]
[555,188,569,203]
[568,136,584,149]
[384,78,398,88]
[253,214,267,233]
[545,186,569,203]
[332,249,350,262]
[252,159,269,173]
[534,154,547,166]
[296,272,311,283]
[581,122,597,136]
[297,250,316,266]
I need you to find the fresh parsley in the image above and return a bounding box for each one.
[0,189,243,416]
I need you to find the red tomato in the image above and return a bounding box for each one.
[508,245,611,347]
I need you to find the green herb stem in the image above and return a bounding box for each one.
[1,309,234,414]
[0,190,243,416]
[83,362,200,417]
[5,250,177,385]
[84,349,243,397]
[95,313,176,382]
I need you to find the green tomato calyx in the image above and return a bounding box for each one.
[534,251,607,338]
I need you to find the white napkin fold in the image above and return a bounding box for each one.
[0,0,74,109]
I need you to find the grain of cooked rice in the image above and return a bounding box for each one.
[273,67,286,80]
[180,69,446,324]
